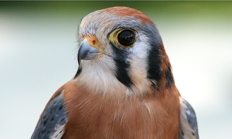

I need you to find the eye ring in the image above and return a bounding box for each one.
[117,29,135,47]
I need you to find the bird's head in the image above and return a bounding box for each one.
[75,7,174,95]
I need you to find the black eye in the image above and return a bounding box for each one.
[117,30,135,47]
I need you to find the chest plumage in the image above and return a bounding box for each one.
[60,81,180,139]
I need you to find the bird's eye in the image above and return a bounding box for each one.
[117,30,135,47]
[108,28,136,48]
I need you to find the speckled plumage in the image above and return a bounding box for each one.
[31,91,68,139]
[31,7,199,139]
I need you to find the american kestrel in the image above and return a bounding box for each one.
[31,7,199,139]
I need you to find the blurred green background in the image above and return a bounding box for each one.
[1,2,232,139]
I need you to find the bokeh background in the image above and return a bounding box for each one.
[1,2,232,138]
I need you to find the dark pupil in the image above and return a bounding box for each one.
[118,30,135,46]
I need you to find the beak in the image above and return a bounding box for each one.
[78,38,100,65]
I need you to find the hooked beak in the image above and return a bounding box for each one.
[78,38,100,65]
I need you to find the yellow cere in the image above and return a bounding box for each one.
[83,35,111,58]
[84,35,104,51]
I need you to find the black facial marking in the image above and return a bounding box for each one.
[147,43,162,84]
[165,64,174,88]
[110,42,133,88]
[74,67,82,79]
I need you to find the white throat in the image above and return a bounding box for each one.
[76,58,127,95]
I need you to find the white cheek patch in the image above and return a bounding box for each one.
[127,33,152,93]
[130,32,150,59]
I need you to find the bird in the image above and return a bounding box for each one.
[31,7,199,139]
